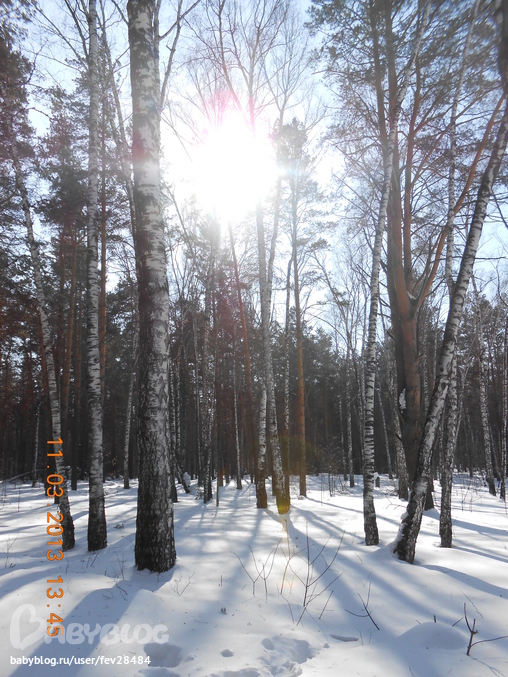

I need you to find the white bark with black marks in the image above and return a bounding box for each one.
[124,327,138,490]
[256,203,289,514]
[345,345,354,488]
[394,95,508,563]
[440,0,480,545]
[389,363,408,499]
[201,244,216,504]
[440,356,458,547]
[128,0,175,572]
[258,385,267,498]
[375,375,392,479]
[473,279,496,496]
[86,0,107,553]
[10,139,75,550]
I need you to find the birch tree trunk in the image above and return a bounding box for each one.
[32,402,40,487]
[292,186,306,497]
[71,296,83,490]
[375,376,392,479]
[128,0,175,572]
[201,243,216,504]
[389,363,408,500]
[123,367,134,491]
[123,327,138,491]
[363,0,431,546]
[440,0,480,547]
[258,385,268,501]
[86,0,107,552]
[61,229,76,445]
[394,90,508,563]
[192,313,203,485]
[473,281,497,496]
[168,357,178,503]
[440,356,458,547]
[256,203,289,514]
[283,258,292,487]
[345,347,354,488]
[9,139,75,550]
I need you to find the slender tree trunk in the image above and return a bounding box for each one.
[10,138,75,550]
[128,0,175,572]
[72,294,83,490]
[363,0,431,546]
[440,357,458,547]
[193,313,203,485]
[175,347,185,486]
[99,115,107,407]
[292,188,306,497]
[61,228,76,444]
[256,203,289,514]
[338,397,347,481]
[421,308,430,413]
[258,385,267,501]
[168,357,178,503]
[267,174,282,310]
[229,225,263,504]
[394,84,508,562]
[473,282,497,496]
[123,371,134,491]
[32,401,41,487]
[123,329,137,491]
[233,335,242,490]
[86,0,107,552]
[389,361,408,499]
[345,348,354,488]
[202,242,216,504]
[283,257,292,485]
[376,375,392,479]
[440,0,480,546]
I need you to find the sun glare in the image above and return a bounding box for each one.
[192,113,276,222]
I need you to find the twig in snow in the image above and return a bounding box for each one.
[345,582,380,630]
[465,603,508,656]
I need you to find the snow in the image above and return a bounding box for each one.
[398,390,406,411]
[1,474,508,676]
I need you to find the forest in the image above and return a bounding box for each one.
[1,0,508,581]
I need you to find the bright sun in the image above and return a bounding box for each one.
[192,112,276,222]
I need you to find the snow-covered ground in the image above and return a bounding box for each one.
[1,473,507,676]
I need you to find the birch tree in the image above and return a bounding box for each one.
[40,0,109,551]
[201,230,217,503]
[128,0,176,571]
[0,36,75,549]
[472,278,497,496]
[394,0,508,562]
[86,0,107,552]
[440,0,481,548]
